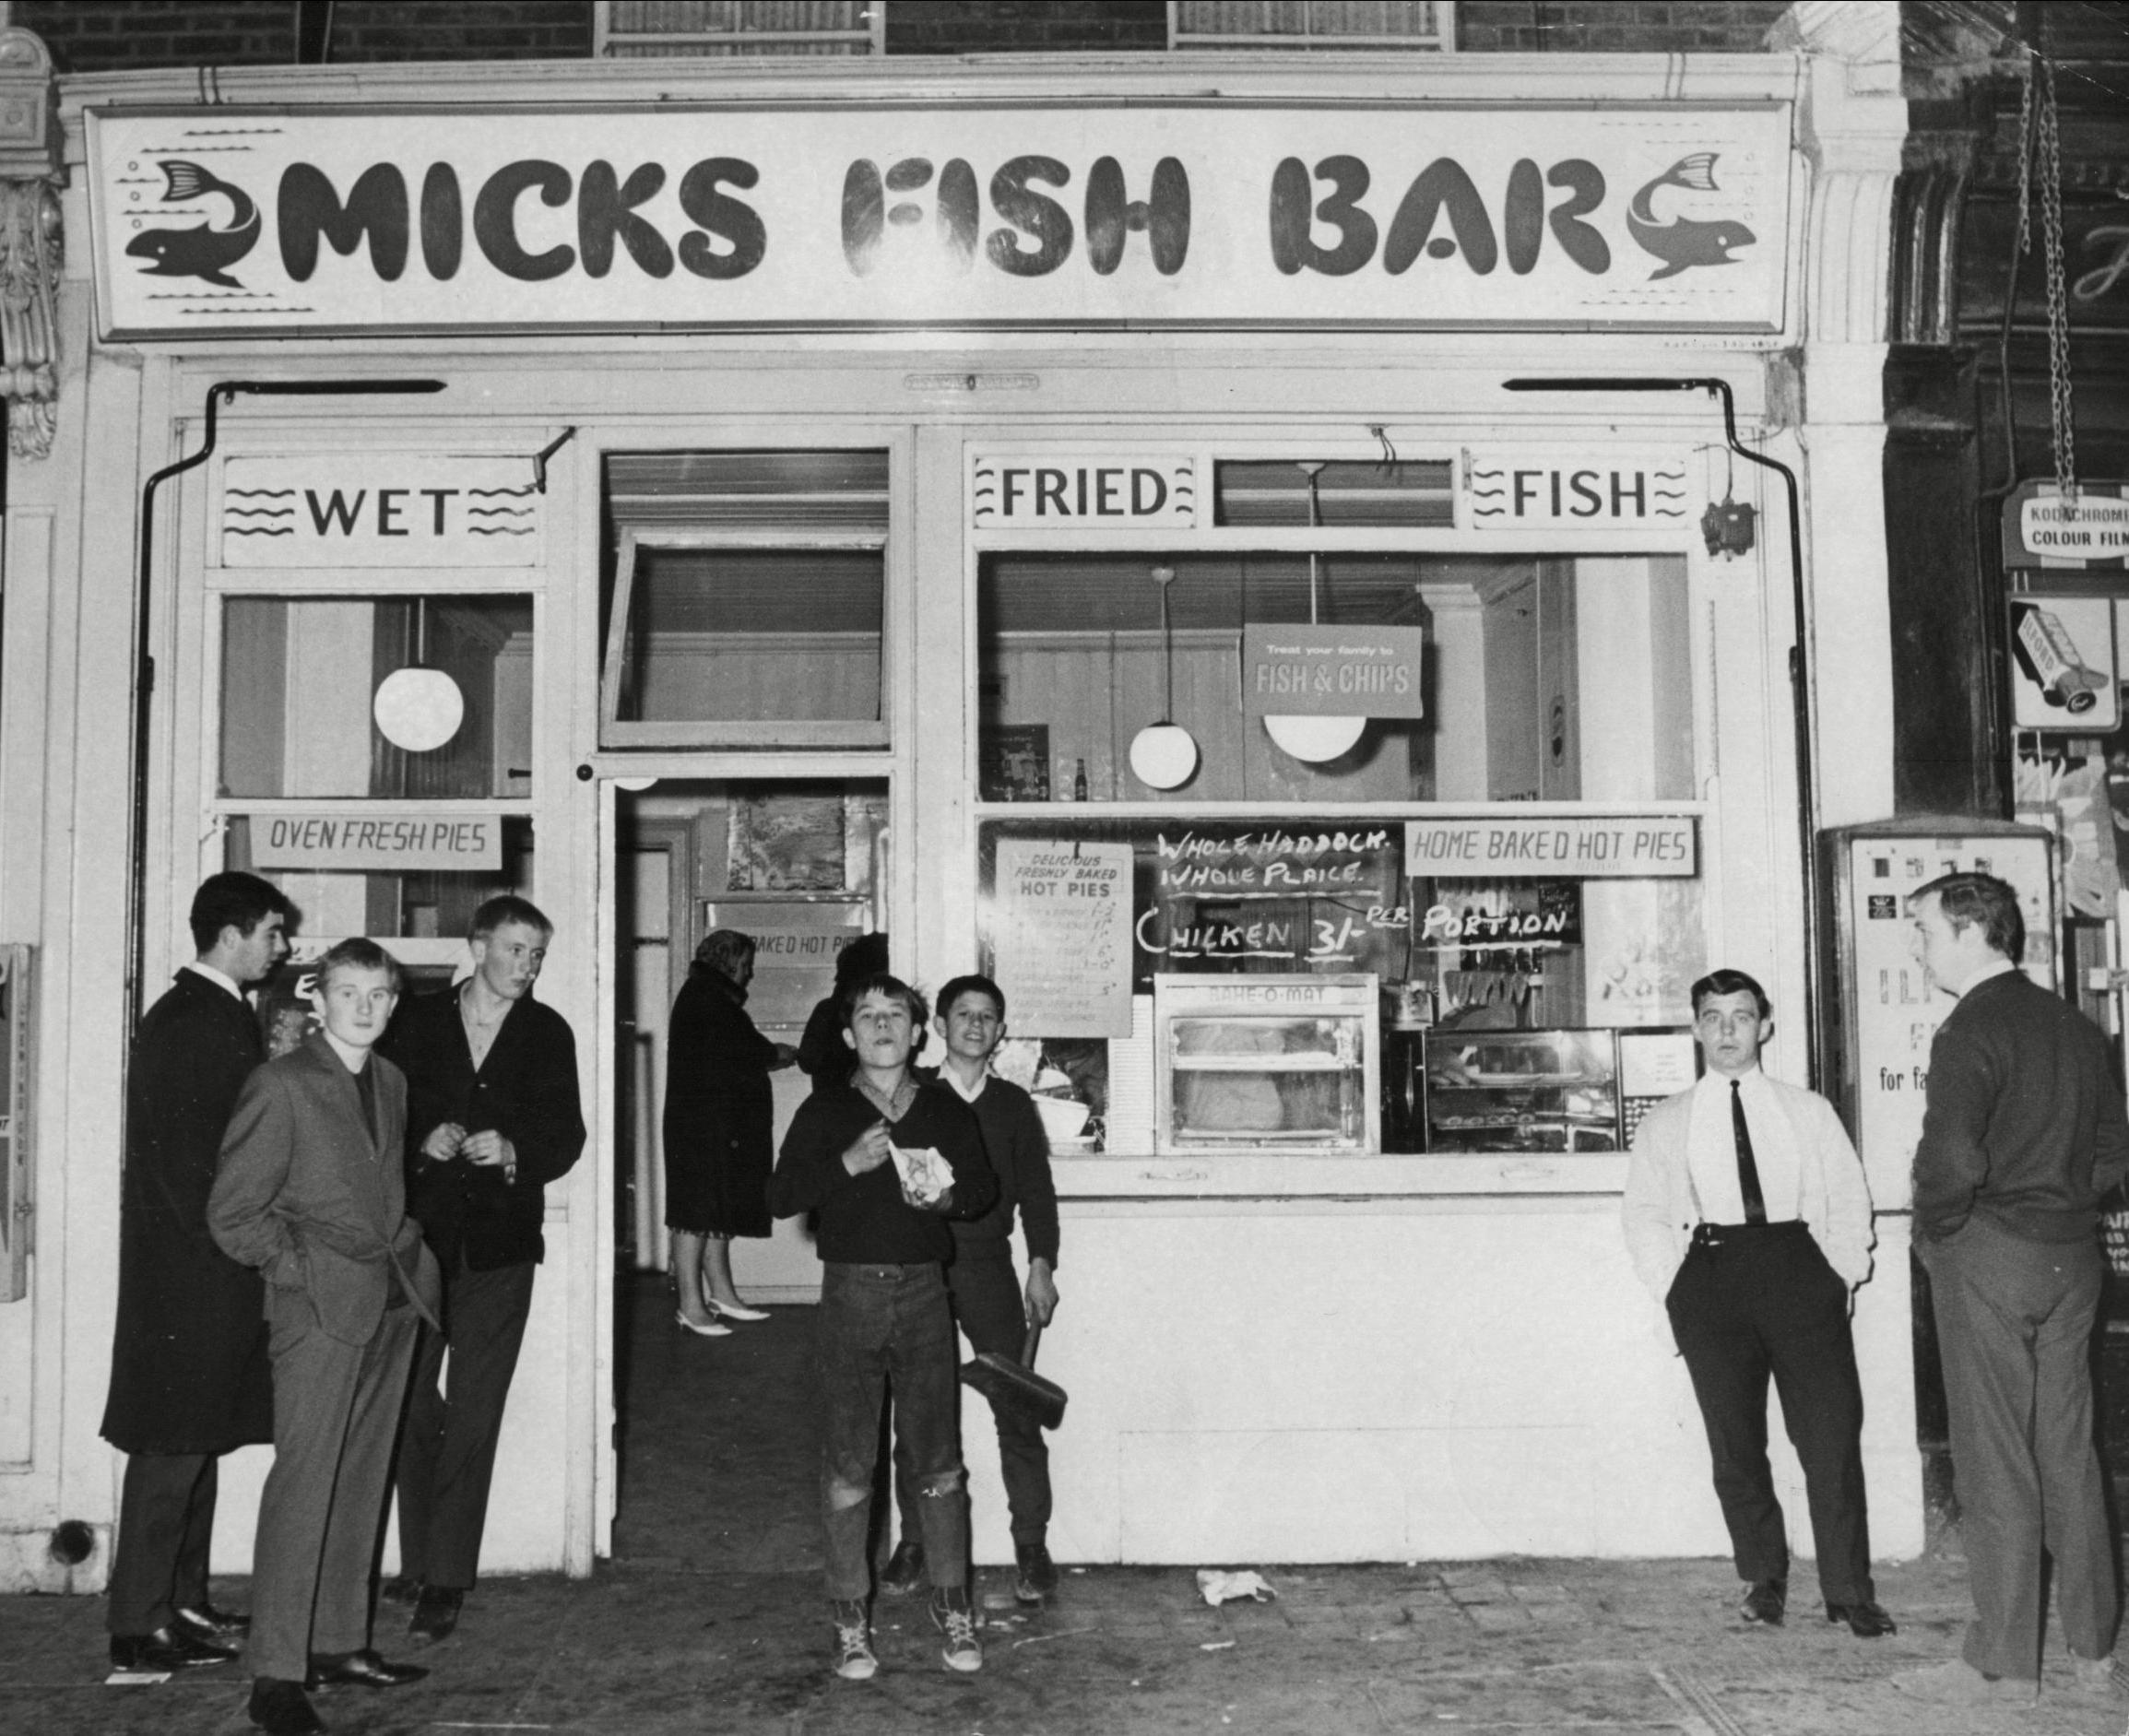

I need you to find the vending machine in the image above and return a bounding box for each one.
[1818,818,2056,1207]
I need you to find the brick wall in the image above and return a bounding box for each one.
[1456,1,1792,53]
[14,0,1799,72]
[15,1,591,75]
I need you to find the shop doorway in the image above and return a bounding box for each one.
[607,776,887,1567]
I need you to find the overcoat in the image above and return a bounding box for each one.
[662,968,780,1237]
[101,970,273,1456]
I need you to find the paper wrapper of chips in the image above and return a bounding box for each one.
[890,1143,952,1206]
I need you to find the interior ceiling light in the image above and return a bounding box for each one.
[1128,564,1199,791]
[373,596,465,753]
[1264,463,1366,764]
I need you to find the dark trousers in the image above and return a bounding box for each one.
[1666,1221,1874,1602]
[893,1247,1051,1552]
[395,1256,537,1591]
[108,1451,217,1635]
[1921,1215,2116,1680]
[816,1262,967,1601]
[247,1293,420,1683]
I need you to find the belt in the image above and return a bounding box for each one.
[828,1261,939,1280]
[1691,1219,1807,1249]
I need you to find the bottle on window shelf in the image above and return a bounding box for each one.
[1073,758,1090,801]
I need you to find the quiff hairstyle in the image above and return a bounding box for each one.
[1690,967,1771,1021]
[1911,870,2024,964]
[470,894,552,942]
[313,936,403,996]
[189,871,299,955]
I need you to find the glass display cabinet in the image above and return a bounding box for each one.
[1412,1026,1697,1153]
[1152,974,1379,1156]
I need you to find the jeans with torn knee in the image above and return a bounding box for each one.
[816,1261,967,1601]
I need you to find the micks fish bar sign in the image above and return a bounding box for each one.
[86,105,1792,337]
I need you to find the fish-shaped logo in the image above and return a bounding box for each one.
[1626,152,1755,281]
[124,159,260,289]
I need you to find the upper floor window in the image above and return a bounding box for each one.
[1170,1,1452,51]
[596,1,882,56]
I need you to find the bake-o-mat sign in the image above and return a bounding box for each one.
[89,104,1792,337]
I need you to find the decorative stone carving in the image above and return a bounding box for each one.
[0,29,62,460]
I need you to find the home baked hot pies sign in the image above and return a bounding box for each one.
[88,105,1792,337]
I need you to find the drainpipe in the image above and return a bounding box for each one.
[127,378,445,1024]
[1503,375,1819,1085]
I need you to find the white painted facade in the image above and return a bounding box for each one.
[0,10,1916,1589]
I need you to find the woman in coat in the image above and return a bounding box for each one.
[662,929,796,1333]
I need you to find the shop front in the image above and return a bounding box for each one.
[0,23,1917,1586]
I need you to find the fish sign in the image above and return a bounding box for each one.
[90,107,1792,336]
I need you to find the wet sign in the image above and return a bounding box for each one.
[219,455,543,566]
[89,106,1792,336]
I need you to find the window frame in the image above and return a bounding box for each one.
[597,526,893,750]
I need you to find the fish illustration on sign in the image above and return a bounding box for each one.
[124,160,261,289]
[1626,153,1755,281]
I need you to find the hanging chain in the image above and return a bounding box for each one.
[2014,52,2035,256]
[2038,56,2078,506]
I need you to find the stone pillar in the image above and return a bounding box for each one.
[0,29,61,460]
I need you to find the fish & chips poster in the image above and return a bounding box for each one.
[88,104,1792,337]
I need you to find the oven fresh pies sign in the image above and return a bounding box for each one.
[88,104,1792,337]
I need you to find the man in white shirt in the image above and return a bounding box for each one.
[1622,968,1892,1637]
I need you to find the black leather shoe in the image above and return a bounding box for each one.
[248,1676,324,1735]
[408,1585,462,1644]
[173,1602,250,1645]
[306,1648,429,1689]
[1826,1599,1897,1638]
[1014,1541,1059,1603]
[1740,1578,1786,1625]
[110,1624,238,1670]
[880,1539,926,1598]
[378,1576,423,1606]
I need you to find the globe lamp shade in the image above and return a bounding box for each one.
[1129,721,1199,789]
[373,666,466,752]
[1263,714,1366,762]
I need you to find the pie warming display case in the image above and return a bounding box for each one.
[1152,973,1378,1156]
[1413,1027,1698,1153]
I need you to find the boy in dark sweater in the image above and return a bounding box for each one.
[769,974,996,1681]
[882,974,1061,1606]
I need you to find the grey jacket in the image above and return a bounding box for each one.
[209,1033,440,1345]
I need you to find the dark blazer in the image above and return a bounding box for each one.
[208,1033,440,1346]
[1914,967,2129,1244]
[101,970,273,1457]
[380,987,585,1270]
[661,968,780,1238]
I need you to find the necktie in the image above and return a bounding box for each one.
[1731,1080,1767,1224]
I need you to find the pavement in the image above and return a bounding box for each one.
[8,1280,2127,1735]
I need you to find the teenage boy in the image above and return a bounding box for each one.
[209,939,441,1736]
[102,872,296,1676]
[882,974,1061,1605]
[769,974,997,1682]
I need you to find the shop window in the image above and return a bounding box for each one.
[976,553,1693,805]
[221,815,539,1053]
[219,594,533,800]
[601,451,889,750]
[975,811,1705,1159]
[1171,1,1453,51]
[595,1,881,56]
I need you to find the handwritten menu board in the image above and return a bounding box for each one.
[1842,829,2054,1207]
[991,839,1135,1036]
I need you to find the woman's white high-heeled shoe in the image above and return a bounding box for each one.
[675,1310,732,1337]
[705,1297,770,1322]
